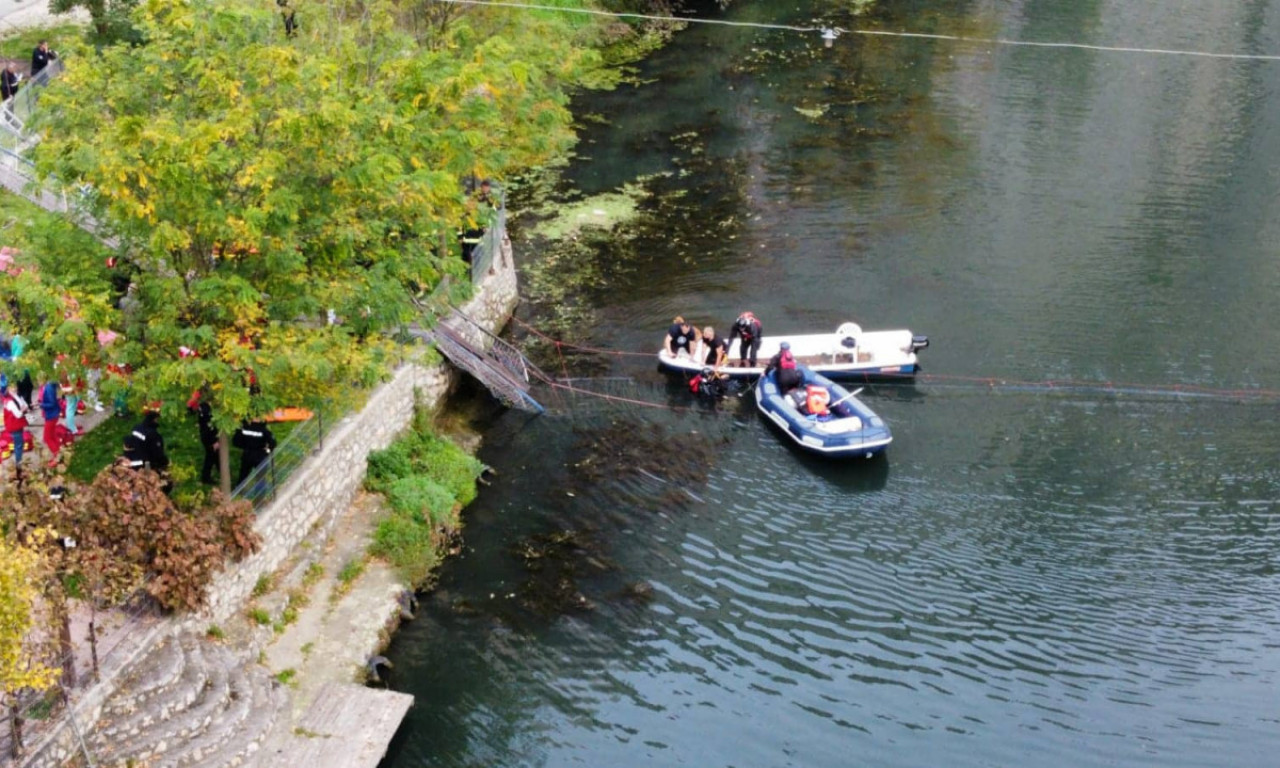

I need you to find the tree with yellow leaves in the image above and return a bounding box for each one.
[20,0,612,492]
[0,537,59,761]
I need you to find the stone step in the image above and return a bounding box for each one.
[100,632,187,719]
[187,673,288,768]
[110,642,233,764]
[237,681,296,768]
[165,663,278,768]
[95,638,210,741]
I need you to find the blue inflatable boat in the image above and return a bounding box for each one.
[755,366,892,458]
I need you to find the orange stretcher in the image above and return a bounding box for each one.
[263,407,314,423]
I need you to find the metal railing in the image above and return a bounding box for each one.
[231,408,333,511]
[1,58,65,140]
[468,192,505,283]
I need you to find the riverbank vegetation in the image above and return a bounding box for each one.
[364,401,485,587]
[4,0,661,490]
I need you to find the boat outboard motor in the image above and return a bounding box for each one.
[911,335,929,352]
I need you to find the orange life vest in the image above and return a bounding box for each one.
[805,385,830,415]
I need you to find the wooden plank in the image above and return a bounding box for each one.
[290,683,414,768]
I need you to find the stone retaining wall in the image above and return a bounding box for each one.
[192,236,519,626]
[18,236,519,767]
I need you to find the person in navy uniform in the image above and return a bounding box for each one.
[1,63,19,103]
[30,41,56,77]
[729,311,763,368]
[122,406,171,494]
[233,419,276,485]
[665,316,697,359]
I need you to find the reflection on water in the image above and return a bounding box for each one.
[382,0,1280,766]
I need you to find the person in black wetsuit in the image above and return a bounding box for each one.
[665,316,697,359]
[765,341,803,393]
[729,311,762,368]
[689,367,727,399]
[700,326,729,368]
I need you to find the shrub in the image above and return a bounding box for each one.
[370,510,440,587]
[385,476,456,528]
[406,433,484,506]
[365,442,415,493]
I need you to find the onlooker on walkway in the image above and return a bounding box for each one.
[3,376,30,466]
[39,379,63,461]
[1,63,19,103]
[30,40,56,77]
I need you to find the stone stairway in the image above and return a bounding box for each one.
[86,632,289,768]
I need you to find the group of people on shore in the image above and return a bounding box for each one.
[1,374,277,492]
[2,372,100,468]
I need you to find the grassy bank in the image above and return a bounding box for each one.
[363,400,484,587]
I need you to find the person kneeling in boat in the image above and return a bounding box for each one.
[699,326,729,368]
[689,367,727,399]
[665,316,697,359]
[765,341,803,393]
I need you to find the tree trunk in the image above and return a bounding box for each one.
[57,608,76,689]
[219,430,232,497]
[9,699,22,761]
[87,608,99,683]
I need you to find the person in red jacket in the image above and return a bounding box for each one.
[3,378,31,466]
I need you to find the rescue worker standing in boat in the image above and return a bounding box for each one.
[765,341,803,393]
[729,311,762,368]
[665,316,697,359]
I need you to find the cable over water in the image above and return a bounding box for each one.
[513,317,1280,408]
[430,0,1280,62]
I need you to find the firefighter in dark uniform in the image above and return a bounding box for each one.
[233,419,276,486]
[191,393,219,485]
[122,407,171,491]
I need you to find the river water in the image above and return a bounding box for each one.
[381,1,1280,766]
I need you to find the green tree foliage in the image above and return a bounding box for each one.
[20,0,611,492]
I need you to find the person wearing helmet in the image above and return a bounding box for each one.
[689,366,727,399]
[729,311,763,367]
[765,340,802,393]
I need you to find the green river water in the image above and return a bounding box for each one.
[381,0,1280,765]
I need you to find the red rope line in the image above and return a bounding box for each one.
[512,315,653,357]
[512,316,1280,401]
